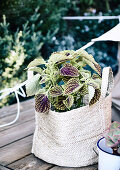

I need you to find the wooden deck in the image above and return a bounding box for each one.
[0,99,98,170]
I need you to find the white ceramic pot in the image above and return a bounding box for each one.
[97,137,120,170]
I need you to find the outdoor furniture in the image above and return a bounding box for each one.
[0,99,98,170]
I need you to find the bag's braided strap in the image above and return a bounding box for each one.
[101,67,114,98]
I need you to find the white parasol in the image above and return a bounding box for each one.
[92,23,120,42]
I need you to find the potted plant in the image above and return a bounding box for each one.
[26,48,113,167]
[97,121,120,170]
[26,49,102,112]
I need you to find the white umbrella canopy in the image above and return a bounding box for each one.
[81,23,120,50]
[92,23,120,42]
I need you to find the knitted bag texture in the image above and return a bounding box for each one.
[31,67,113,167]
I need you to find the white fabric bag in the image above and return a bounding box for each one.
[31,67,113,167]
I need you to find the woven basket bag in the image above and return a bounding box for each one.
[30,67,113,167]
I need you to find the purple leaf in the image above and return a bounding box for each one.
[35,94,50,113]
[89,89,101,106]
[78,84,88,95]
[64,78,80,95]
[60,63,79,77]
[87,81,100,89]
[94,63,101,76]
[49,86,63,97]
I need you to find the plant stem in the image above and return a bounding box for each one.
[112,147,120,156]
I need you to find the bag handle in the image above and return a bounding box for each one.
[101,67,114,98]
[28,70,34,80]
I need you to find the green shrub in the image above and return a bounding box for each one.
[0,1,119,107]
[0,8,59,107]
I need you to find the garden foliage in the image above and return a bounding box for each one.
[0,9,58,107]
[0,0,119,107]
[104,121,120,155]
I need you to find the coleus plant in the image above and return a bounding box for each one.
[26,48,102,113]
[104,121,120,156]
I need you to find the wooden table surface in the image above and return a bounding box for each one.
[0,99,98,170]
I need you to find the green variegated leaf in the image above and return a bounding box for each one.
[106,137,115,147]
[104,121,120,149]
[78,84,88,95]
[89,89,101,106]
[118,147,120,154]
[113,130,120,137]
[48,50,74,64]
[60,63,79,77]
[49,86,63,97]
[39,75,49,84]
[105,135,120,148]
[78,61,87,67]
[62,76,71,83]
[27,57,46,68]
[54,96,66,110]
[70,61,86,69]
[93,78,102,88]
[87,79,100,89]
[36,88,46,95]
[80,71,91,81]
[107,129,120,144]
[64,78,81,95]
[29,67,43,74]
[26,74,41,97]
[63,95,74,109]
[75,57,87,67]
[61,50,74,56]
[92,73,101,79]
[110,121,120,130]
[83,58,101,75]
[76,49,96,64]
[35,94,50,113]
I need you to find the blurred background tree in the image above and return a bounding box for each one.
[0,0,120,107]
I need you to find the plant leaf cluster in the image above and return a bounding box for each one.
[26,49,102,113]
[104,121,120,155]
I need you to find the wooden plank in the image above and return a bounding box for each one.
[0,108,34,132]
[0,99,34,119]
[0,119,35,148]
[50,164,98,170]
[0,135,33,166]
[8,154,54,170]
[0,165,10,170]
